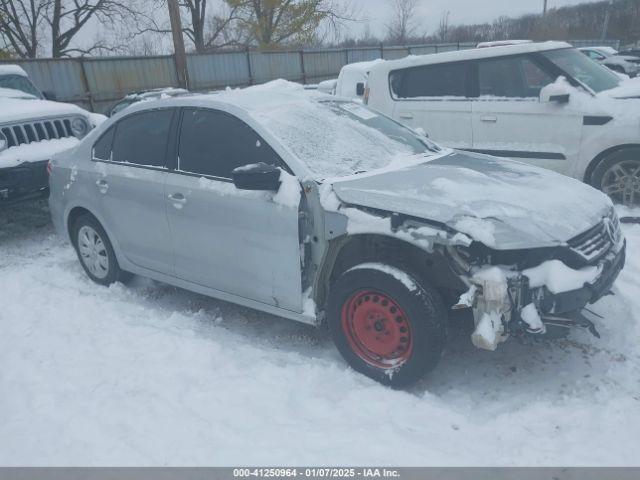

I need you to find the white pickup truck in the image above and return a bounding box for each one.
[0,65,102,206]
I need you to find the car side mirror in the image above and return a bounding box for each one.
[43,91,57,101]
[356,82,365,97]
[232,163,281,191]
[540,81,571,104]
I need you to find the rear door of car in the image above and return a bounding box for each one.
[91,108,175,273]
[390,61,474,149]
[163,107,303,312]
[469,54,582,174]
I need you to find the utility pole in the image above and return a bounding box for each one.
[168,0,189,89]
[601,0,613,41]
[543,0,548,15]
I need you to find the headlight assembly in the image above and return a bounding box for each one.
[70,117,89,138]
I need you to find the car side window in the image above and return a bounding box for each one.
[390,62,468,98]
[111,109,173,167]
[478,56,554,98]
[93,126,115,161]
[178,108,284,179]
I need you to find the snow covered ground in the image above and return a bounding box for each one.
[1,201,639,466]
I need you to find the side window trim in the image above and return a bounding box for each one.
[388,60,473,101]
[91,108,176,171]
[173,107,292,180]
[472,53,556,101]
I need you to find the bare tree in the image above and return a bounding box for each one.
[385,0,417,44]
[0,0,48,58]
[146,0,245,53]
[48,0,149,57]
[437,10,450,42]
[226,0,353,48]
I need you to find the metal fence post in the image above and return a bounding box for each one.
[299,49,306,84]
[77,57,95,112]
[246,47,253,85]
[380,42,384,59]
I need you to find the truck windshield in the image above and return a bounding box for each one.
[258,100,441,178]
[542,48,620,93]
[0,74,43,99]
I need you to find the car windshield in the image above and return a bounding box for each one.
[256,100,441,178]
[0,74,42,98]
[542,48,620,93]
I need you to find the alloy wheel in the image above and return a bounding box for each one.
[601,159,640,207]
[77,225,110,279]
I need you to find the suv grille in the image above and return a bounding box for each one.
[568,214,621,263]
[1,118,75,148]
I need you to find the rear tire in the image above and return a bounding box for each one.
[591,147,640,207]
[327,263,447,387]
[72,213,131,286]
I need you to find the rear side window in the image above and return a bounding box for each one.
[111,109,173,167]
[178,108,283,178]
[478,56,554,98]
[390,62,468,98]
[93,127,115,161]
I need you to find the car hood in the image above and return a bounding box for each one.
[331,152,612,249]
[602,77,640,99]
[0,97,89,124]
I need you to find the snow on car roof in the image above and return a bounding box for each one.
[368,41,572,73]
[476,40,533,48]
[0,64,28,77]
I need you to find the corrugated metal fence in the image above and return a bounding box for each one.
[0,39,620,114]
[0,42,476,113]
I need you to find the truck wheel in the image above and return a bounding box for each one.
[72,213,131,286]
[591,147,640,207]
[327,263,447,387]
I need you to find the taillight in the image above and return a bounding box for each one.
[46,160,53,176]
[363,86,370,105]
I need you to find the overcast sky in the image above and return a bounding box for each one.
[345,0,600,39]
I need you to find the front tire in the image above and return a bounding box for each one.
[327,264,447,387]
[591,147,640,207]
[72,213,130,286]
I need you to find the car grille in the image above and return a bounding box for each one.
[567,214,621,263]
[1,118,75,148]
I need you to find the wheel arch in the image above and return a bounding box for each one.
[67,206,95,246]
[313,233,465,315]
[584,144,640,186]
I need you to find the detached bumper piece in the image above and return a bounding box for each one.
[0,160,49,206]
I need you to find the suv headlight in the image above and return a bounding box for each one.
[0,130,7,152]
[70,117,89,138]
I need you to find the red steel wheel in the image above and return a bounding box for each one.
[340,290,413,369]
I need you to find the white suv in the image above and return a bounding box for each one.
[0,65,101,206]
[365,41,640,206]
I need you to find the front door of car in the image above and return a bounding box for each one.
[164,108,303,312]
[90,109,175,273]
[470,55,582,174]
[390,61,473,149]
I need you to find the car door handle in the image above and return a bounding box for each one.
[480,115,498,123]
[95,179,109,194]
[168,193,187,208]
[399,113,414,120]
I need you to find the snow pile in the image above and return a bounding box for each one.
[520,303,545,334]
[348,263,418,292]
[523,260,601,294]
[273,170,301,209]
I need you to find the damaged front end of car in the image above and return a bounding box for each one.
[447,209,626,350]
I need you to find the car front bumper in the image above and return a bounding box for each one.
[523,241,626,317]
[0,160,49,207]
